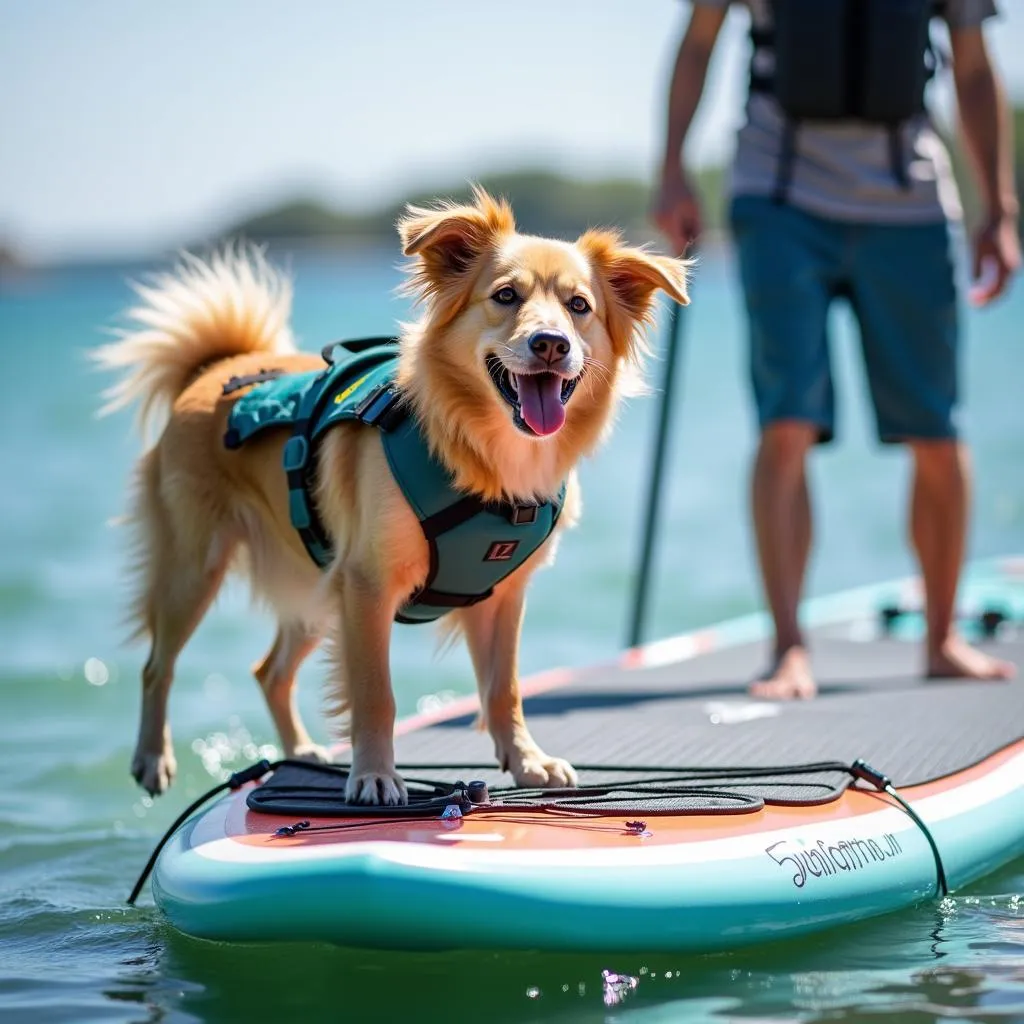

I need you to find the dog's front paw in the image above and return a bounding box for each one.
[510,751,578,789]
[345,768,408,806]
[132,747,177,796]
[287,743,333,765]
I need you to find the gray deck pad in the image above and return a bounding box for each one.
[381,625,1024,807]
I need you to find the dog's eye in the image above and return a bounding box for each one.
[492,286,519,306]
[568,295,591,315]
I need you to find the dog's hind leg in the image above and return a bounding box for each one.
[252,622,329,762]
[129,458,235,795]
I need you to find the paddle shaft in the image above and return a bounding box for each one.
[626,299,687,649]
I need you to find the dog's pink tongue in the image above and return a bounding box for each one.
[516,373,565,436]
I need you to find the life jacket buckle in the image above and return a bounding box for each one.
[282,436,310,473]
[355,384,405,431]
[509,504,538,526]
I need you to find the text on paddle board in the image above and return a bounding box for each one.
[765,833,903,887]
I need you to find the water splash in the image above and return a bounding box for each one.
[83,657,110,686]
[602,969,639,1007]
[191,717,277,780]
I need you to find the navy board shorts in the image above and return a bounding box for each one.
[728,194,960,444]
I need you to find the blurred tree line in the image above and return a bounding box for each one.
[217,166,716,250]
[217,107,1023,250]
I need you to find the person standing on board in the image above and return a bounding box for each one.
[653,0,1019,697]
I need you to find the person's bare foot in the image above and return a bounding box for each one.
[750,645,818,700]
[927,634,1016,680]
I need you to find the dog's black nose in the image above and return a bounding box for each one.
[527,330,571,365]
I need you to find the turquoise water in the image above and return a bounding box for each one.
[0,245,1022,1022]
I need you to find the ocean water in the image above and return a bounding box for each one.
[0,243,1022,1023]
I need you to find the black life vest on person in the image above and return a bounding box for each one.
[748,0,942,202]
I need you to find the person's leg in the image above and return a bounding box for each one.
[729,196,840,698]
[850,220,1015,680]
[910,439,1014,677]
[750,420,818,698]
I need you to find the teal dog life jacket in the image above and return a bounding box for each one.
[224,337,565,624]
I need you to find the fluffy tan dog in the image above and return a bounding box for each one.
[97,188,689,805]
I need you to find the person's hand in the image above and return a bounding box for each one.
[652,166,703,256]
[969,212,1021,306]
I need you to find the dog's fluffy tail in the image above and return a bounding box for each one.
[93,244,295,443]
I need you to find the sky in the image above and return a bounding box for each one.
[2,1,1023,262]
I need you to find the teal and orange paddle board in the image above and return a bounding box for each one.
[149,556,1024,951]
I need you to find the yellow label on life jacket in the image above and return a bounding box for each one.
[334,374,369,404]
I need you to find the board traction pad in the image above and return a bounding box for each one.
[251,627,1024,815]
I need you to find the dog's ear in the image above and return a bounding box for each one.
[397,187,515,316]
[579,229,690,318]
[578,229,691,358]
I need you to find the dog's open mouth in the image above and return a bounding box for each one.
[486,356,580,437]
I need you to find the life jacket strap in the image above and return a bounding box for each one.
[772,118,799,206]
[221,368,286,397]
[888,126,910,190]
[283,376,408,570]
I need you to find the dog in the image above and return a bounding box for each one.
[96,187,689,805]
